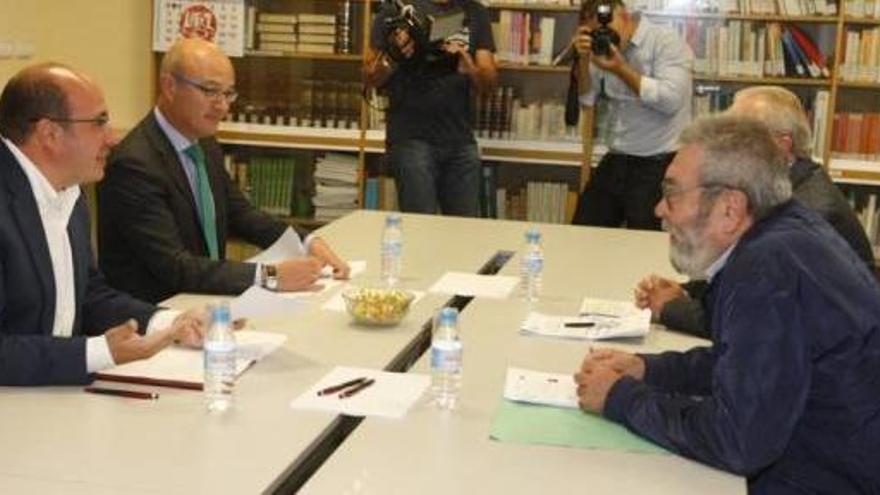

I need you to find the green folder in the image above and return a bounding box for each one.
[489,399,670,455]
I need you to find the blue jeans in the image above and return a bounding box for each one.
[388,140,480,217]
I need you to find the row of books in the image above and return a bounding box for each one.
[483,0,580,5]
[640,0,838,15]
[831,112,880,160]
[658,20,832,78]
[224,155,303,217]
[843,0,880,18]
[229,80,362,130]
[840,27,880,82]
[492,12,558,66]
[244,4,357,55]
[474,86,582,141]
[478,164,576,222]
[845,191,880,249]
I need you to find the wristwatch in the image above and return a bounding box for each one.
[261,264,278,291]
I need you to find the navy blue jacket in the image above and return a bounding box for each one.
[0,141,156,385]
[605,201,880,494]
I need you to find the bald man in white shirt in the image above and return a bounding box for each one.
[0,62,204,385]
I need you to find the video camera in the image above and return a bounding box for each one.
[381,0,466,64]
[591,3,620,57]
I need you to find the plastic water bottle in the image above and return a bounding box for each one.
[520,228,544,302]
[431,307,463,410]
[381,213,403,286]
[204,301,236,412]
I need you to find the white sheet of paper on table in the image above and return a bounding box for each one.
[520,310,649,340]
[322,289,427,312]
[502,367,579,409]
[290,366,430,419]
[246,227,305,264]
[99,331,287,385]
[428,271,519,299]
[230,286,309,321]
[277,260,367,300]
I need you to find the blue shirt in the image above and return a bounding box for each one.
[153,108,204,221]
[605,201,880,494]
[580,18,693,156]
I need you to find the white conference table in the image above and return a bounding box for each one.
[0,211,744,493]
[300,215,745,494]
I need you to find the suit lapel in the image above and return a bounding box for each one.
[1,143,56,332]
[67,196,88,325]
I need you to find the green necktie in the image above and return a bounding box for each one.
[183,143,219,260]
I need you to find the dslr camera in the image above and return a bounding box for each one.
[381,0,466,65]
[590,3,620,57]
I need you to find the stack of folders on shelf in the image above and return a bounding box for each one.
[245,156,298,217]
[248,11,340,54]
[639,0,837,15]
[313,153,358,221]
[840,27,880,83]
[492,11,557,65]
[656,19,831,79]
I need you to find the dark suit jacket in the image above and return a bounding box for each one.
[0,141,156,385]
[661,157,876,338]
[98,113,303,303]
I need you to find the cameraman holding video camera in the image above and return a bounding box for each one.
[365,0,497,216]
[571,0,692,230]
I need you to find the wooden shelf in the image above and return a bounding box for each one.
[498,62,569,73]
[217,122,362,151]
[829,158,880,186]
[694,74,832,86]
[838,80,880,89]
[843,16,880,25]
[643,10,839,23]
[244,50,362,62]
[486,2,579,12]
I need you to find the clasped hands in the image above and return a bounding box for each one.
[574,348,645,413]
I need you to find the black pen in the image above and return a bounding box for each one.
[84,386,159,400]
[317,377,367,396]
[564,322,596,328]
[339,378,375,399]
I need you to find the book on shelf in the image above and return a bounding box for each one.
[247,7,352,55]
[831,111,880,161]
[641,0,837,15]
[473,85,582,141]
[841,27,880,83]
[492,10,559,66]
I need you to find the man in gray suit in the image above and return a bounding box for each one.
[98,38,349,303]
[635,85,874,337]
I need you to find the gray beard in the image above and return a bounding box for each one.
[665,221,724,279]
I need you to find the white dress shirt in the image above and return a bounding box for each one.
[4,137,178,372]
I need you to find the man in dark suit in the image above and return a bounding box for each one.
[0,63,203,385]
[634,85,875,337]
[98,38,349,304]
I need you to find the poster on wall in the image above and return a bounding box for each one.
[153,0,245,57]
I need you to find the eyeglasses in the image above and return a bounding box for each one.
[173,72,238,103]
[660,182,729,208]
[30,113,110,128]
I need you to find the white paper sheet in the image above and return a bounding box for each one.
[321,289,426,313]
[97,331,287,386]
[290,366,430,419]
[503,367,579,409]
[428,272,519,299]
[246,227,305,264]
[229,286,308,320]
[520,308,650,340]
[277,260,367,299]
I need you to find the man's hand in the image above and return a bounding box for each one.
[581,348,645,380]
[276,256,324,291]
[573,25,592,58]
[309,238,350,280]
[171,308,209,349]
[574,361,624,413]
[634,274,685,322]
[105,319,176,365]
[590,43,626,72]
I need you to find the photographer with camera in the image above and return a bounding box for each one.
[571,0,692,230]
[365,0,497,216]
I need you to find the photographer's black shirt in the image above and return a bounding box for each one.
[371,0,495,145]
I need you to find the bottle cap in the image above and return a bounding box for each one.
[526,228,541,242]
[386,213,402,225]
[439,307,458,326]
[211,301,231,323]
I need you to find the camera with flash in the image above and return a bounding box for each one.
[591,3,620,57]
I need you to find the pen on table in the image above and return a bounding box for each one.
[339,378,376,399]
[84,386,159,400]
[579,312,620,318]
[317,377,367,396]
[564,321,596,328]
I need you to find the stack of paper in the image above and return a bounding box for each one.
[313,153,358,221]
[521,297,650,340]
[503,367,578,408]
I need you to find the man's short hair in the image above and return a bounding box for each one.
[0,63,72,145]
[733,85,813,159]
[680,114,792,220]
